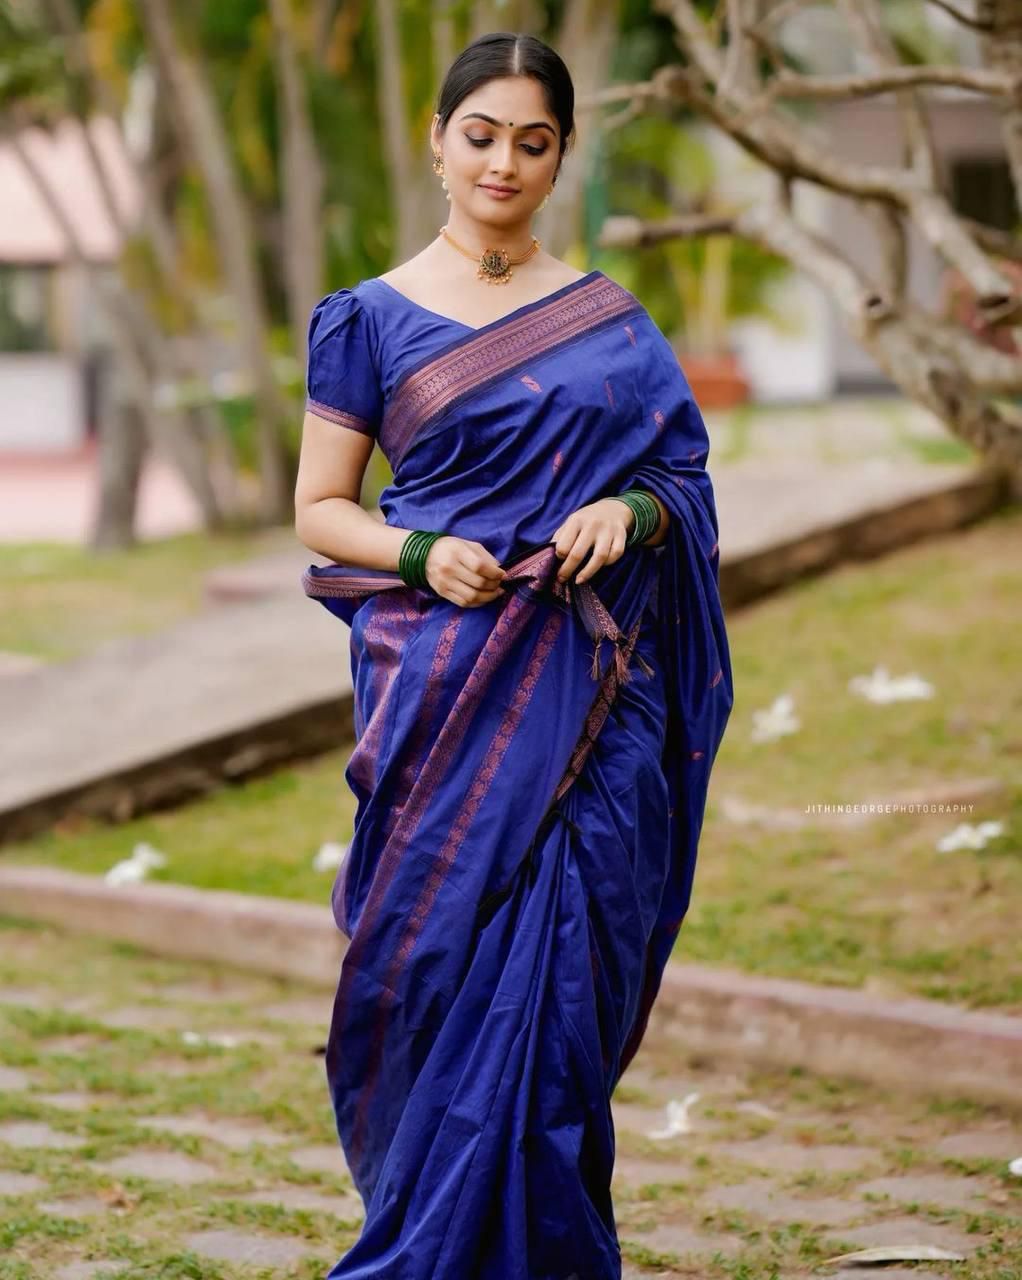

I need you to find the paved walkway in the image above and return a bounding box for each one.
[1,922,1018,1279]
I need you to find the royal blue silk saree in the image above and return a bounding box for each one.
[301,270,733,1280]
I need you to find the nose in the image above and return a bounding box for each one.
[488,138,517,179]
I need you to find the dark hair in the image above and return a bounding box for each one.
[434,32,576,175]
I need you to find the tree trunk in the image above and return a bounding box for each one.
[137,0,292,523]
[269,0,326,363]
[92,398,146,550]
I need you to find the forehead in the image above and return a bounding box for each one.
[456,76,554,126]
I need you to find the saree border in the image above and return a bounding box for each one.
[380,274,644,469]
[300,540,567,603]
[304,396,375,437]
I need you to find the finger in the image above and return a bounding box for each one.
[553,521,578,559]
[473,562,506,585]
[456,568,498,590]
[456,569,508,598]
[575,534,613,584]
[466,546,507,582]
[556,531,592,582]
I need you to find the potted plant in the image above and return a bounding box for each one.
[665,222,790,409]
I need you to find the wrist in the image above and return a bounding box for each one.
[614,490,661,547]
[605,495,636,533]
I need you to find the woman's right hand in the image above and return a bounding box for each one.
[424,536,507,607]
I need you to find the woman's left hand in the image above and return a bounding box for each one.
[550,498,633,585]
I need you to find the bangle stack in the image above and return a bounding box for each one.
[612,490,663,547]
[398,529,446,589]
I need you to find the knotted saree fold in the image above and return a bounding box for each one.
[302,272,733,1280]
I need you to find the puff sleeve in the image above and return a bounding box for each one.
[304,288,383,439]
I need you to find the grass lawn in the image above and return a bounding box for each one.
[0,526,299,662]
[4,507,1020,1011]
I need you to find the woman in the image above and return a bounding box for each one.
[294,30,733,1280]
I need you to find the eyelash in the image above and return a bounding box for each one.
[466,137,547,156]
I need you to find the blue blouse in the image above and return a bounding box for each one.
[305,278,490,442]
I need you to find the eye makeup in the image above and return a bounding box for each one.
[465,134,547,156]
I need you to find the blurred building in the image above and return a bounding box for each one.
[0,116,140,454]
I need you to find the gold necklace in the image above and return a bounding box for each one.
[439,224,541,285]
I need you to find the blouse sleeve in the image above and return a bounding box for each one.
[304,288,383,439]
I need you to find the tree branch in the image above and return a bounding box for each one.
[924,0,1018,34]
[759,64,1014,103]
[836,0,939,189]
[597,203,1022,470]
[651,46,1019,317]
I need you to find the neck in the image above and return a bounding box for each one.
[441,205,535,258]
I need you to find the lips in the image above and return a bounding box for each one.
[479,184,519,194]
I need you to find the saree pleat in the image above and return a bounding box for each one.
[301,271,733,1279]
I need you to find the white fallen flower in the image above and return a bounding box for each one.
[104,842,168,886]
[822,1245,966,1266]
[181,1031,238,1049]
[131,842,168,870]
[750,694,799,743]
[936,820,1006,853]
[646,1092,700,1139]
[848,665,934,703]
[313,840,348,872]
[104,859,149,886]
[1008,1156,1022,1177]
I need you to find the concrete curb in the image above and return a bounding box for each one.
[648,963,1021,1108]
[718,465,1008,607]
[2,866,1018,1105]
[0,865,343,986]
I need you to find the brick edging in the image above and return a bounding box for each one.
[1,866,1018,1105]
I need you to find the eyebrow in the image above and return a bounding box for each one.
[458,112,556,137]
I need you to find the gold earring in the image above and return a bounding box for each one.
[538,184,554,211]
[432,150,450,201]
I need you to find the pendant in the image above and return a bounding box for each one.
[478,247,513,285]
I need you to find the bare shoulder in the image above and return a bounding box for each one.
[539,257,590,287]
[377,261,421,289]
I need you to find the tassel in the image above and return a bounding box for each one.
[590,639,603,681]
[615,645,634,684]
[633,651,655,679]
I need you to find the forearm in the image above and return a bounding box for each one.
[295,497,412,572]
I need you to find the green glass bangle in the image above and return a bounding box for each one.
[637,491,661,542]
[415,532,440,588]
[609,494,646,546]
[614,489,661,547]
[404,532,434,589]
[398,529,446,590]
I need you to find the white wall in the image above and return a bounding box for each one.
[0,353,83,451]
[703,128,835,401]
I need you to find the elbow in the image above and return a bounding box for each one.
[294,501,317,551]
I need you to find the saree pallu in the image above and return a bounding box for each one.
[302,271,733,1279]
